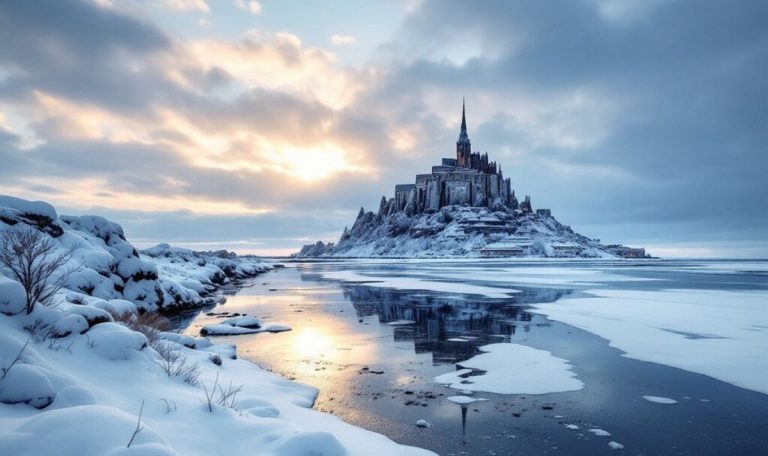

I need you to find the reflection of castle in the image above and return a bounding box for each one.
[392,100,527,215]
[340,284,570,364]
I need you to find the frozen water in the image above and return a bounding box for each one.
[642,395,678,404]
[533,289,768,395]
[322,270,519,298]
[435,343,583,395]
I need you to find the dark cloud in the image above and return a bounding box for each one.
[369,0,768,249]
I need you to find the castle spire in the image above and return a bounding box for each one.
[456,98,471,167]
[458,97,469,143]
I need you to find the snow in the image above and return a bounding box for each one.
[532,288,768,395]
[0,301,434,456]
[415,419,431,428]
[565,424,580,430]
[200,316,291,336]
[0,196,272,313]
[435,343,583,395]
[589,428,611,437]
[0,364,56,409]
[322,270,519,298]
[0,196,433,455]
[87,322,149,360]
[0,195,57,220]
[446,395,488,405]
[200,322,291,336]
[0,276,26,315]
[50,385,98,409]
[50,314,89,337]
[387,320,415,326]
[1,405,175,456]
[219,316,263,328]
[643,395,678,404]
[295,204,638,259]
[608,441,624,450]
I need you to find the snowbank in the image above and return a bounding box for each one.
[533,288,768,395]
[0,299,434,456]
[435,343,584,394]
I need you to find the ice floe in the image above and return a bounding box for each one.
[642,395,678,404]
[532,288,768,395]
[435,343,583,394]
[322,270,519,298]
[446,395,488,405]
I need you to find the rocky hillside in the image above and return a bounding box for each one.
[0,195,271,313]
[296,205,647,259]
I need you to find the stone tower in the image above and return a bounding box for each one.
[456,98,471,168]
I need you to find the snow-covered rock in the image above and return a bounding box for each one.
[50,314,89,338]
[49,385,98,409]
[0,195,57,222]
[200,321,291,336]
[0,276,26,315]
[0,195,273,313]
[0,364,56,409]
[87,322,148,360]
[295,205,647,259]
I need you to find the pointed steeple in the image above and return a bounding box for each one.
[458,97,469,143]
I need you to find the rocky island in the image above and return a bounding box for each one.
[297,102,648,259]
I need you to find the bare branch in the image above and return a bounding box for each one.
[1,336,31,380]
[126,399,145,448]
[0,227,81,314]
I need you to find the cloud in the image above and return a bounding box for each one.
[330,34,357,46]
[157,0,209,13]
[0,0,766,256]
[234,0,261,15]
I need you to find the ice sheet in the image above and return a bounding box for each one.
[533,288,768,395]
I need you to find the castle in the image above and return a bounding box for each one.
[391,100,530,215]
[296,100,649,258]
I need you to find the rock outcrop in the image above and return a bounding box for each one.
[296,205,647,259]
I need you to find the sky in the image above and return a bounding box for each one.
[0,0,766,257]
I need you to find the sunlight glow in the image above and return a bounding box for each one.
[272,144,365,181]
[293,327,335,360]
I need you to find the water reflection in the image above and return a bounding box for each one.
[336,283,572,365]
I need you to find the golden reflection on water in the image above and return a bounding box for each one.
[292,327,335,360]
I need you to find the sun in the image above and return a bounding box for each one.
[275,144,361,182]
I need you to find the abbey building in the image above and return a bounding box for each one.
[392,100,524,215]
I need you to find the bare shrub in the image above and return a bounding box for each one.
[159,398,177,414]
[202,372,218,413]
[152,341,200,386]
[216,380,243,409]
[0,227,80,314]
[201,372,243,412]
[111,311,171,346]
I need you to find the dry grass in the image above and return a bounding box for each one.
[111,310,171,346]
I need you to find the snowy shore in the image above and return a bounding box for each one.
[0,196,434,456]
